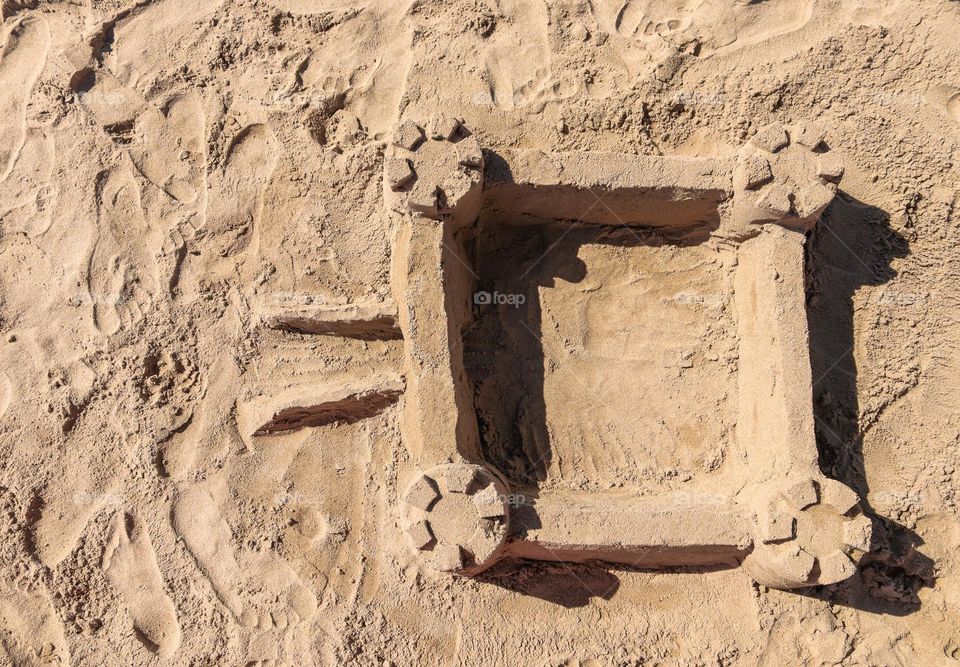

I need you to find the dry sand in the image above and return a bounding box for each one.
[0,0,959,665]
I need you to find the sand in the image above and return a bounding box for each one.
[0,0,958,664]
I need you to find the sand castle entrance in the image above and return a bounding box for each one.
[382,116,871,591]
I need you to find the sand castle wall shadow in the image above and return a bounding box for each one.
[801,195,933,615]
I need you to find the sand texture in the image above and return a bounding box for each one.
[0,0,959,665]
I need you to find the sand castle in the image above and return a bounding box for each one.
[380,117,871,590]
[236,115,870,591]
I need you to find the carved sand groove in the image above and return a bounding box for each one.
[241,376,405,437]
[263,301,401,341]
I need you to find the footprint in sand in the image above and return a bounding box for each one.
[482,1,552,110]
[0,584,69,666]
[33,480,121,568]
[88,168,161,335]
[158,348,240,481]
[593,0,815,58]
[102,511,181,658]
[591,0,698,57]
[485,51,553,110]
[32,420,128,568]
[0,14,50,182]
[172,483,317,630]
[141,347,205,440]
[0,372,10,419]
[610,0,690,39]
[204,124,280,263]
[74,72,208,262]
[0,128,57,239]
[129,91,206,205]
[926,84,960,125]
[109,0,223,89]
